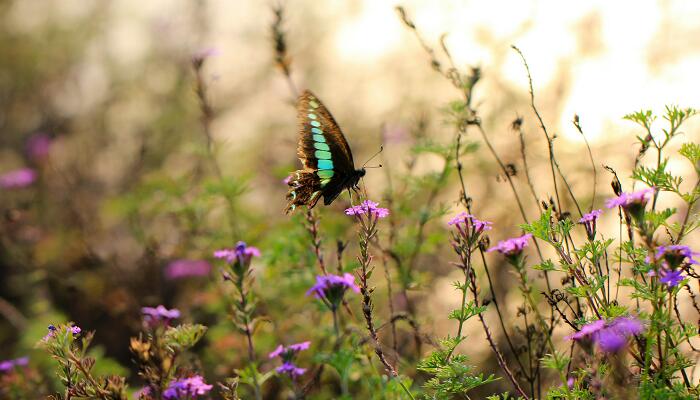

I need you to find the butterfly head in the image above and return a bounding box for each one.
[351,168,366,189]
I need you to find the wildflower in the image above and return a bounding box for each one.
[70,325,81,335]
[487,233,533,260]
[306,273,360,310]
[163,375,213,399]
[605,187,654,223]
[448,212,492,245]
[567,316,644,353]
[344,200,390,219]
[283,175,292,185]
[0,357,26,374]
[214,241,261,265]
[0,168,36,189]
[42,324,58,341]
[26,133,52,161]
[142,305,180,328]
[655,245,700,267]
[276,362,307,377]
[269,341,310,379]
[165,259,211,279]
[659,269,684,288]
[578,209,602,240]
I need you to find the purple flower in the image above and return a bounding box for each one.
[142,305,180,328]
[165,259,212,279]
[163,375,213,399]
[448,212,492,245]
[578,209,603,223]
[276,362,307,377]
[0,168,36,189]
[42,324,80,341]
[0,360,14,373]
[659,269,684,288]
[487,233,533,258]
[605,188,654,209]
[566,319,605,341]
[655,245,700,267]
[214,241,261,265]
[578,209,603,240]
[345,200,390,219]
[268,341,311,360]
[567,316,644,353]
[269,341,310,379]
[306,273,360,305]
[283,175,292,185]
[0,357,28,373]
[595,329,627,353]
[26,133,52,161]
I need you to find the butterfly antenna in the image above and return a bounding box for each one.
[362,146,384,168]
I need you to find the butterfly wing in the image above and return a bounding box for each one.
[296,91,358,205]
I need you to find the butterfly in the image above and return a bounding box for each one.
[285,90,365,213]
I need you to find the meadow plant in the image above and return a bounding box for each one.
[2,4,700,400]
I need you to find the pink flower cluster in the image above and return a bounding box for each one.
[567,316,644,353]
[345,200,389,219]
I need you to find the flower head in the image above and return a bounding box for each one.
[214,241,261,265]
[163,375,213,399]
[268,341,311,360]
[605,188,654,209]
[269,341,310,379]
[448,212,492,244]
[487,233,533,258]
[578,209,603,240]
[276,362,307,377]
[0,168,36,189]
[345,200,390,219]
[26,133,52,161]
[655,245,700,267]
[0,357,27,374]
[567,316,644,353]
[659,269,684,288]
[165,259,212,280]
[142,305,180,328]
[306,273,360,309]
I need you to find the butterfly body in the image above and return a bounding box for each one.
[286,91,365,213]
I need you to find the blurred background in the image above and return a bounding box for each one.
[1,0,699,396]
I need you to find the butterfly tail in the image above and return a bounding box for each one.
[285,170,323,214]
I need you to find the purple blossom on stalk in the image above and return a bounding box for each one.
[269,341,310,378]
[163,375,213,399]
[42,324,81,341]
[0,357,26,373]
[605,187,654,224]
[0,168,36,189]
[25,133,52,161]
[165,259,212,279]
[655,245,700,267]
[276,362,307,377]
[567,316,644,353]
[487,233,533,259]
[605,188,654,209]
[448,212,492,244]
[659,269,684,288]
[142,305,180,328]
[213,241,261,265]
[344,200,390,219]
[578,209,603,240]
[306,272,360,299]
